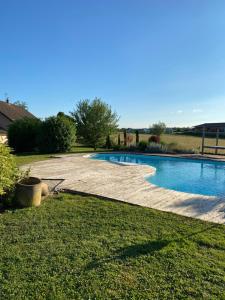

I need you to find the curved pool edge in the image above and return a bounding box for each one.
[90,151,225,164]
[91,152,225,197]
[26,153,225,224]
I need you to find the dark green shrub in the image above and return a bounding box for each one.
[113,144,122,151]
[138,141,148,151]
[0,144,19,197]
[8,117,41,152]
[38,115,76,153]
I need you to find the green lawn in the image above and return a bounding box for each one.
[1,193,225,299]
[15,146,111,166]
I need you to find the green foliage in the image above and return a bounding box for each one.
[8,117,41,152]
[39,115,76,153]
[71,98,118,150]
[150,122,166,136]
[0,193,225,299]
[167,142,199,154]
[138,141,148,151]
[105,135,112,149]
[0,144,19,196]
[57,111,74,122]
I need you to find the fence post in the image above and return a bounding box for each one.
[201,126,205,155]
[215,128,219,155]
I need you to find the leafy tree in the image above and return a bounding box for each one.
[57,111,74,122]
[0,144,19,196]
[71,98,118,150]
[105,135,112,149]
[38,115,76,153]
[13,101,28,110]
[151,122,166,137]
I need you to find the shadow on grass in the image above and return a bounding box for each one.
[116,239,169,259]
[85,223,222,271]
[85,239,170,270]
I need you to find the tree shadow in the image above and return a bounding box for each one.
[115,239,169,260]
[85,239,169,270]
[85,222,223,271]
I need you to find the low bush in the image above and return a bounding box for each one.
[167,143,199,154]
[146,142,168,153]
[8,117,41,152]
[0,144,19,198]
[138,141,148,151]
[149,135,160,143]
[127,145,137,152]
[38,115,76,153]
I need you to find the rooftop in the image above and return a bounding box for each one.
[0,100,35,121]
[194,123,225,129]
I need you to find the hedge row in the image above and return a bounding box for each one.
[8,115,76,153]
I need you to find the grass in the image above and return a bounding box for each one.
[14,133,225,166]
[14,146,111,166]
[116,133,225,154]
[1,193,225,299]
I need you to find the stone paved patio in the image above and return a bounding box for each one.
[22,154,225,224]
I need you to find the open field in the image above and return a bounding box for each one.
[1,193,225,299]
[116,133,225,154]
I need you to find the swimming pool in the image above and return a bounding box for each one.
[92,153,225,196]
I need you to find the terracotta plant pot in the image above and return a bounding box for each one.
[41,182,49,197]
[16,177,42,207]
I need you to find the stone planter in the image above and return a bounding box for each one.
[16,177,42,207]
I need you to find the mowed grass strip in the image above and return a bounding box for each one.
[0,193,225,299]
[14,146,111,166]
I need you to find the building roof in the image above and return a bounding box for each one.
[0,126,6,133]
[194,122,225,129]
[0,100,35,121]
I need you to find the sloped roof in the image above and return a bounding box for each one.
[194,123,225,129]
[0,101,35,121]
[0,126,6,133]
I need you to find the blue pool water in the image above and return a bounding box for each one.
[92,153,225,196]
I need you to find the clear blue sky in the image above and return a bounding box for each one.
[1,0,225,127]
